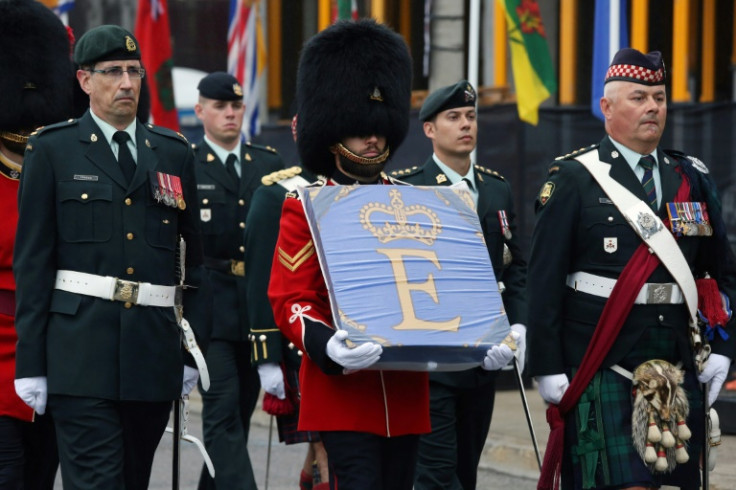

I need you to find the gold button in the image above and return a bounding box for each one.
[259,334,267,341]
[125,198,132,206]
[81,193,88,200]
[126,233,134,240]
[239,222,245,229]
[126,267,134,275]
[238,199,245,206]
[202,198,209,205]
[239,246,245,253]
[124,302,133,309]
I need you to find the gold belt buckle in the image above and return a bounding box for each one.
[646,283,673,304]
[113,278,140,304]
[230,260,245,277]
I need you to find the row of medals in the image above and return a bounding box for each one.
[667,202,712,236]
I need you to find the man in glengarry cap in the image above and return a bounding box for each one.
[528,47,736,490]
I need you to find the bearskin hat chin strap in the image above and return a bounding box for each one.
[331,143,390,165]
[0,131,30,157]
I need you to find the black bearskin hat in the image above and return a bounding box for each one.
[0,0,74,133]
[295,19,412,176]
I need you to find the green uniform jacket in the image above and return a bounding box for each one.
[14,111,212,402]
[527,136,736,377]
[394,158,528,388]
[193,141,283,341]
[244,165,316,365]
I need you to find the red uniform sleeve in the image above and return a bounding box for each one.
[267,197,333,354]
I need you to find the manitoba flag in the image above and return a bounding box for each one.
[135,0,180,130]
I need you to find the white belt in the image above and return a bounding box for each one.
[566,271,684,305]
[55,270,178,307]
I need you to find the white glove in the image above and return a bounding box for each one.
[697,353,731,407]
[182,365,199,397]
[536,373,570,404]
[14,376,48,415]
[326,329,382,372]
[258,363,285,400]
[482,344,514,371]
[511,323,526,372]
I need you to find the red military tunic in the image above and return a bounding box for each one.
[0,169,33,421]
[268,193,430,437]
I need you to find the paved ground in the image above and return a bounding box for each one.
[54,382,736,489]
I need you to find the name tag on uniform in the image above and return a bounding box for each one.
[197,184,216,190]
[74,174,99,181]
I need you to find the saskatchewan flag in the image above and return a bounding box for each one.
[499,0,557,125]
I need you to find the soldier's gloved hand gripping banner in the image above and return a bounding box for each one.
[300,183,509,371]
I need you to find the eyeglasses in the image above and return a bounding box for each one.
[89,67,146,79]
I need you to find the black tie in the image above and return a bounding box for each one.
[112,131,136,184]
[639,155,657,210]
[225,153,239,185]
[462,177,474,192]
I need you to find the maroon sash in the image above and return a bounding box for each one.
[0,289,15,317]
[537,171,691,490]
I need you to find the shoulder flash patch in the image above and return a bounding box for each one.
[474,164,504,180]
[538,181,555,205]
[390,165,420,177]
[261,166,302,186]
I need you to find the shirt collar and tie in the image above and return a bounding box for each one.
[432,154,478,206]
[608,136,661,209]
[89,110,138,183]
[204,135,242,179]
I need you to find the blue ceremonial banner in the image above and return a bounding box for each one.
[299,184,509,371]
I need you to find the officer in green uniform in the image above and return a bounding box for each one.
[13,25,212,490]
[393,80,527,490]
[192,72,284,490]
[528,49,736,489]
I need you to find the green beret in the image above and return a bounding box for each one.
[197,72,243,101]
[419,80,477,122]
[74,25,141,66]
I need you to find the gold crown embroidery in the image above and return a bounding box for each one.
[360,189,441,245]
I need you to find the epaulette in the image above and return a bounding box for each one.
[261,166,303,186]
[31,118,77,137]
[245,141,279,154]
[664,149,710,174]
[389,165,420,178]
[145,123,189,145]
[554,143,599,161]
[474,164,504,180]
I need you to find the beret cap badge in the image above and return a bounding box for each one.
[125,36,137,52]
[233,83,243,97]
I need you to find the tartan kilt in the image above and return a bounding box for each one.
[562,324,705,490]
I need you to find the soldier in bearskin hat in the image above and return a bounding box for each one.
[0,0,74,487]
[266,19,426,489]
[528,48,736,489]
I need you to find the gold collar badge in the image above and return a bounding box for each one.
[369,86,383,102]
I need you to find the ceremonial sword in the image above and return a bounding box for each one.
[513,357,542,471]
